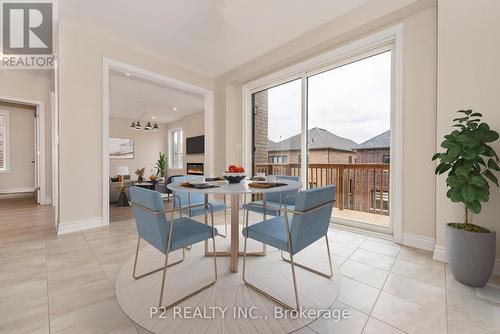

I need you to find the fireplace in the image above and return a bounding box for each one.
[186,163,204,175]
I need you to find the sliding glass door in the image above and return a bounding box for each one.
[251,48,393,232]
[307,51,391,228]
[252,79,301,178]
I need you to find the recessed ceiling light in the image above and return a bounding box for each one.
[125,72,131,76]
[151,116,156,120]
[173,107,178,111]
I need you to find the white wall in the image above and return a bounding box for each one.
[214,1,438,241]
[166,111,205,175]
[57,22,214,224]
[436,0,500,258]
[0,102,36,192]
[109,117,167,179]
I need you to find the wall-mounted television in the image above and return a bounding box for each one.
[186,135,204,155]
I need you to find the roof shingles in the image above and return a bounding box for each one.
[268,127,358,152]
[356,130,390,150]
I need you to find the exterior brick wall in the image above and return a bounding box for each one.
[253,90,269,164]
[355,148,390,163]
[352,148,390,214]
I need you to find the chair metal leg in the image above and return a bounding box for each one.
[216,207,228,238]
[243,207,266,255]
[132,238,185,280]
[157,211,218,309]
[242,217,299,310]
[280,236,333,278]
[204,202,266,257]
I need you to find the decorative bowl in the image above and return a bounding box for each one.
[223,172,247,183]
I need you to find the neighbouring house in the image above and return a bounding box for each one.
[355,130,391,163]
[266,127,357,165]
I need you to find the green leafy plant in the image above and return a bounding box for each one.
[155,152,167,178]
[433,110,500,232]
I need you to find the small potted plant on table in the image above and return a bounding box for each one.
[433,109,499,287]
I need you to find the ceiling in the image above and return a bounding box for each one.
[59,0,370,76]
[109,71,204,123]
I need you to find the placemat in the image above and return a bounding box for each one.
[180,182,219,189]
[248,182,287,189]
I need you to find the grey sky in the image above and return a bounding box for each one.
[267,51,391,144]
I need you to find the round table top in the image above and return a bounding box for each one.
[167,179,301,195]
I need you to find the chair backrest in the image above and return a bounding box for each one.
[165,174,184,194]
[129,186,169,253]
[267,175,300,205]
[289,185,336,254]
[171,175,205,207]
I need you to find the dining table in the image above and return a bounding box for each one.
[166,179,301,273]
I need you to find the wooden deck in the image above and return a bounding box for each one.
[333,208,390,227]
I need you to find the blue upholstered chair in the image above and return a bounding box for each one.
[241,175,300,256]
[242,185,336,310]
[242,175,300,216]
[129,186,218,309]
[171,176,228,237]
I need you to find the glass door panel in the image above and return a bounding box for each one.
[251,79,302,179]
[307,51,392,228]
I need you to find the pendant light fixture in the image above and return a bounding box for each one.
[130,100,159,132]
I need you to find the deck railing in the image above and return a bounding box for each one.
[255,163,390,216]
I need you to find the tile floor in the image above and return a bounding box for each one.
[1,206,499,334]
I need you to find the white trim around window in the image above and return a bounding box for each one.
[0,109,10,173]
[168,127,184,169]
[242,23,404,244]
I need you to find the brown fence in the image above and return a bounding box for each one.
[255,163,390,216]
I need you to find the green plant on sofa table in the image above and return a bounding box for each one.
[433,109,499,287]
[155,152,167,178]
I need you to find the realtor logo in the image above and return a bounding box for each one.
[1,1,54,69]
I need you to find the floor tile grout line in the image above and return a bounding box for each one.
[80,229,142,334]
[43,237,52,334]
[343,256,394,273]
[80,231,116,290]
[306,228,364,333]
[444,265,449,333]
[335,229,374,332]
[360,241,403,334]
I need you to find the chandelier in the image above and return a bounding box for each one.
[130,100,159,131]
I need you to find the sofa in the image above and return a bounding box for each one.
[109,175,135,203]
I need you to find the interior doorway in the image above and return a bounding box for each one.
[102,58,214,226]
[0,96,55,242]
[0,97,48,205]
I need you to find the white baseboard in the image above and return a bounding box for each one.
[0,187,35,194]
[402,233,435,252]
[433,245,500,276]
[57,217,105,235]
[432,245,447,262]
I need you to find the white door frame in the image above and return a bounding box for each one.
[102,57,215,226]
[0,95,48,205]
[241,24,404,243]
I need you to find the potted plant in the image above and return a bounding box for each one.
[433,109,499,287]
[155,152,167,181]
